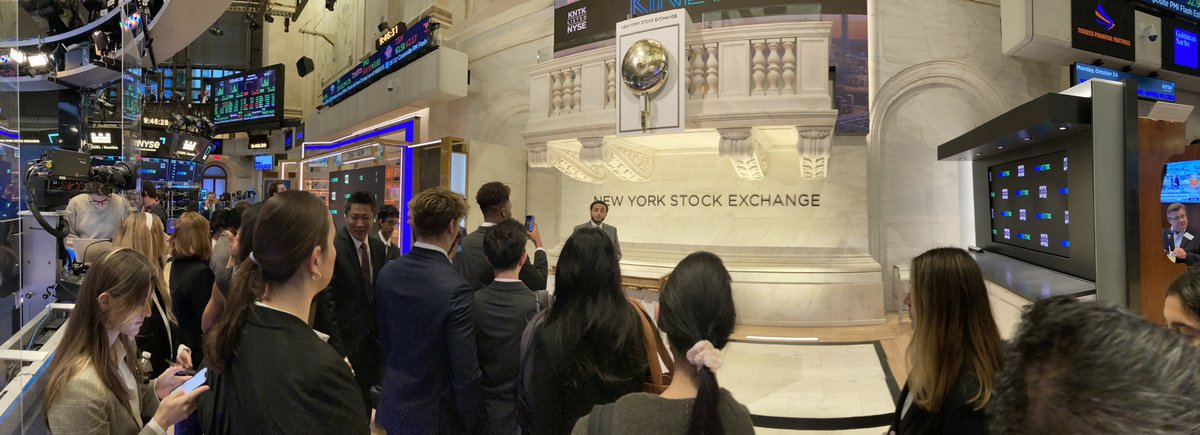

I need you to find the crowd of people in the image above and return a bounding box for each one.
[37,181,1200,435]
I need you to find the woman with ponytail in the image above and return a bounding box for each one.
[202,191,368,434]
[571,251,754,435]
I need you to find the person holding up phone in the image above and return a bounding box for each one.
[43,249,207,435]
[454,181,548,291]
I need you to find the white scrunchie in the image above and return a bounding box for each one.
[686,340,723,372]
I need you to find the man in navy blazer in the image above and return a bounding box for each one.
[1164,203,1200,270]
[376,187,481,435]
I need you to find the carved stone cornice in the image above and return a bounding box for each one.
[527,142,555,168]
[797,128,832,180]
[553,147,607,184]
[719,128,766,180]
[604,139,653,182]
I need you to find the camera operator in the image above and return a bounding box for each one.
[66,182,130,240]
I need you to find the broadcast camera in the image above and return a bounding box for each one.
[25,148,138,211]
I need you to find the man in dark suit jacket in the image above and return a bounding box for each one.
[374,204,401,262]
[473,219,541,435]
[1165,203,1200,270]
[455,181,548,290]
[377,187,481,435]
[574,199,622,261]
[314,191,387,412]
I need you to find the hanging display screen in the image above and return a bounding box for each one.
[1071,0,1136,61]
[213,64,284,128]
[321,17,437,108]
[1163,17,1200,76]
[1071,63,1177,102]
[1137,0,1200,22]
[989,151,1071,258]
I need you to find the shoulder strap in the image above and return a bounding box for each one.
[627,297,674,393]
[588,403,616,435]
[516,309,548,433]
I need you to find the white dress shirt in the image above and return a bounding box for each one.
[414,241,450,259]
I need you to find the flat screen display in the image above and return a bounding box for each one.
[1164,17,1200,76]
[989,151,1071,258]
[213,65,284,127]
[1072,63,1177,102]
[140,157,170,183]
[1161,160,1200,203]
[1137,0,1200,22]
[1071,0,1135,61]
[170,160,199,184]
[328,166,386,229]
[321,17,435,108]
[254,155,274,171]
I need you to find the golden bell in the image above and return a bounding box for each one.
[621,39,669,96]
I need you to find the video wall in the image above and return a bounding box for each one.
[328,166,387,229]
[989,151,1071,258]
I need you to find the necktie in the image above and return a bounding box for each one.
[359,242,372,298]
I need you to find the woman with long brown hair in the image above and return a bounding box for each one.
[202,191,368,434]
[115,212,192,377]
[890,247,1004,434]
[43,249,206,434]
[168,212,214,367]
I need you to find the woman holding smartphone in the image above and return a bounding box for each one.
[43,249,206,434]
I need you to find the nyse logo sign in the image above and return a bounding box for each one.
[135,139,163,152]
[566,7,587,33]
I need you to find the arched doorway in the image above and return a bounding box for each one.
[203,164,227,196]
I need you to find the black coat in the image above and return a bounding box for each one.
[169,257,214,367]
[453,225,549,291]
[376,246,482,435]
[890,372,990,435]
[474,280,540,435]
[1164,227,1200,269]
[529,323,647,435]
[313,227,387,404]
[202,304,369,434]
[135,289,183,377]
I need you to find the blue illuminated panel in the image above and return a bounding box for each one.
[322,17,437,108]
[1073,63,1177,102]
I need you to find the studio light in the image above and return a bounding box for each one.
[208,27,224,36]
[264,14,275,23]
[8,49,25,64]
[378,21,389,32]
[326,0,336,11]
[27,53,49,68]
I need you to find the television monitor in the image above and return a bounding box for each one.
[1162,160,1200,203]
[254,155,274,171]
[327,166,386,229]
[988,151,1071,258]
[321,17,435,107]
[170,160,199,185]
[1163,17,1200,77]
[1070,0,1136,61]
[140,157,170,183]
[213,64,285,130]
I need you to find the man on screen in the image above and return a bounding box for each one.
[1164,203,1200,270]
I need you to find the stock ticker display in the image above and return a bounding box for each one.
[989,151,1071,258]
[213,66,282,126]
[321,17,435,107]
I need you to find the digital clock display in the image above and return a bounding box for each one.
[321,17,437,108]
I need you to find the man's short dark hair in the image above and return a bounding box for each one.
[377,204,400,221]
[345,191,377,214]
[484,219,525,271]
[1167,271,1200,321]
[590,200,608,211]
[988,296,1200,434]
[475,182,511,216]
[141,184,161,200]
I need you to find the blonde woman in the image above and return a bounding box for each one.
[116,212,192,377]
[890,247,1004,434]
[43,249,206,434]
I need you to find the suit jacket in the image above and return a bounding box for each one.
[136,288,184,378]
[313,227,387,403]
[889,372,989,435]
[202,304,369,435]
[374,232,402,263]
[574,222,622,261]
[454,225,549,291]
[168,257,214,367]
[1164,227,1200,269]
[46,363,160,435]
[377,246,482,435]
[474,280,540,435]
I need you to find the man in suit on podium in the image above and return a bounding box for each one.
[574,199,621,261]
[314,191,387,411]
[377,188,481,435]
[455,182,548,290]
[1164,203,1200,270]
[375,204,401,262]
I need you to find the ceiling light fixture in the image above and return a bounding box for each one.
[27,53,49,68]
[1058,126,1069,131]
[9,49,25,64]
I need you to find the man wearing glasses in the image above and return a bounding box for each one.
[65,182,130,239]
[1164,203,1200,270]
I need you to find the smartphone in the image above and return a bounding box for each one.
[174,367,208,395]
[525,215,535,232]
